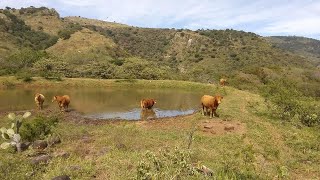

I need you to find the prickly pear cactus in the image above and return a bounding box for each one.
[0,112,31,152]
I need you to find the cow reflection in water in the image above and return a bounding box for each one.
[140,109,157,120]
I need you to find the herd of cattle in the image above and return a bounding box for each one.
[34,79,226,118]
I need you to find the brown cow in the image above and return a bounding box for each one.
[34,93,45,110]
[140,99,156,109]
[220,78,227,87]
[201,95,223,118]
[52,95,70,112]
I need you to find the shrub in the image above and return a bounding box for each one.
[135,148,202,179]
[19,115,59,142]
[262,79,302,120]
[298,104,320,127]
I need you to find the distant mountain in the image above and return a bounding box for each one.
[0,6,319,97]
[266,36,320,64]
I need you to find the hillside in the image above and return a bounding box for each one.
[0,6,319,97]
[266,36,320,64]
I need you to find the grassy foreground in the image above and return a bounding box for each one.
[0,77,319,179]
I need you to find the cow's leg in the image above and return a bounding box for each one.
[202,104,205,115]
[213,108,219,117]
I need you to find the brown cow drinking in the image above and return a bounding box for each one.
[140,99,156,109]
[52,95,70,112]
[201,95,223,118]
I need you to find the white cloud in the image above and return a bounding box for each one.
[0,0,319,39]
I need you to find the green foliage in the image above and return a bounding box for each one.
[298,103,320,127]
[4,49,47,74]
[33,57,70,78]
[19,115,59,142]
[135,148,202,179]
[262,79,302,120]
[58,23,82,40]
[0,11,58,50]
[2,80,15,89]
[262,79,320,126]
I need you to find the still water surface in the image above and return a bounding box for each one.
[0,87,203,120]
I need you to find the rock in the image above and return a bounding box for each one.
[69,165,82,171]
[21,142,31,151]
[203,120,209,123]
[210,130,216,134]
[54,151,70,159]
[31,155,51,165]
[52,175,71,180]
[194,165,214,176]
[98,147,110,156]
[116,143,126,150]
[25,171,35,177]
[224,124,235,131]
[199,165,214,176]
[48,135,61,146]
[81,136,92,143]
[32,140,48,150]
[204,125,213,129]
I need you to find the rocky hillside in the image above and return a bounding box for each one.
[0,7,319,97]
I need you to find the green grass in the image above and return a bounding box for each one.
[0,78,319,179]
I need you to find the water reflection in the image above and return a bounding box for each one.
[0,87,202,120]
[140,108,156,120]
[86,108,196,120]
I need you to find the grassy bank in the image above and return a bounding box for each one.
[0,77,319,179]
[0,76,223,92]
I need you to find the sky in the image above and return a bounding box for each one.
[1,0,320,40]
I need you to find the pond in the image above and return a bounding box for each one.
[0,87,204,120]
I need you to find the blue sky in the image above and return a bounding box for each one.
[1,0,320,39]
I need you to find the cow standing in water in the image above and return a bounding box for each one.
[52,95,70,112]
[35,93,45,110]
[140,99,156,109]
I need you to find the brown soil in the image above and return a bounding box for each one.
[198,119,246,135]
[1,108,246,136]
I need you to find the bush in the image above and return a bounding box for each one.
[19,115,59,142]
[298,104,320,127]
[58,23,82,40]
[262,79,302,120]
[22,76,33,82]
[135,148,202,179]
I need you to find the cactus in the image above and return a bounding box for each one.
[0,112,31,152]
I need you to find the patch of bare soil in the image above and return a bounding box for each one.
[135,114,196,130]
[198,119,246,136]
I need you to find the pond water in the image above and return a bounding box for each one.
[0,87,203,120]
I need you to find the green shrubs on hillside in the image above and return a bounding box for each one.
[58,23,82,40]
[1,10,58,50]
[262,79,320,126]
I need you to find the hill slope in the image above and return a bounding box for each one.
[266,36,320,64]
[0,7,319,97]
